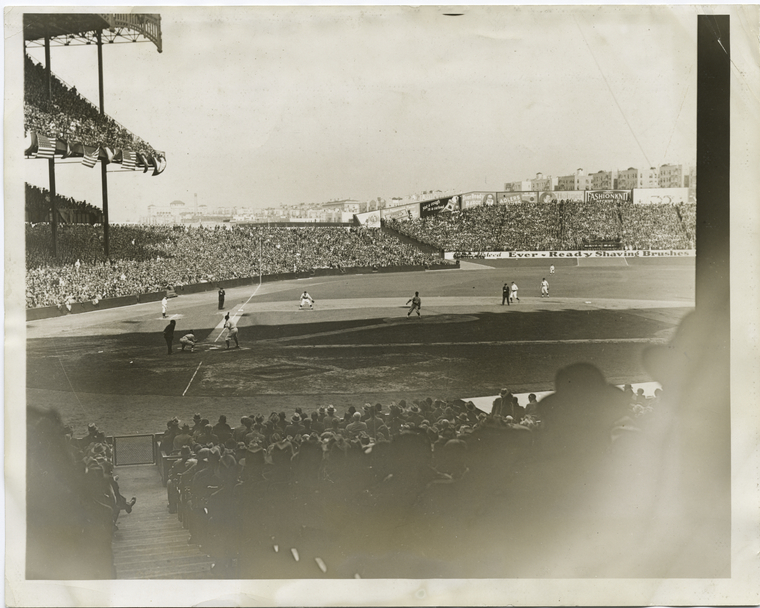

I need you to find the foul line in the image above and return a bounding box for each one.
[182,361,203,397]
[272,337,668,349]
[213,284,261,343]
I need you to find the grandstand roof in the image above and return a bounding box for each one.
[24,13,162,52]
[23,14,110,41]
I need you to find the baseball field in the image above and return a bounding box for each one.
[26,256,694,436]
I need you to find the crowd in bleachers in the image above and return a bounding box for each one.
[24,54,159,157]
[25,223,446,308]
[154,373,662,577]
[25,183,103,225]
[26,408,135,579]
[387,201,696,253]
[619,201,690,250]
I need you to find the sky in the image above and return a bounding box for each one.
[20,6,701,222]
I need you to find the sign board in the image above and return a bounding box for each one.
[445,249,695,260]
[354,210,381,228]
[585,190,633,203]
[460,192,498,209]
[420,196,461,217]
[380,202,420,221]
[632,188,690,205]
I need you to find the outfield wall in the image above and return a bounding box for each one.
[445,249,696,261]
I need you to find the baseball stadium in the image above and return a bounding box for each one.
[18,10,731,590]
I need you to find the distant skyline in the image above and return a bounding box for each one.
[22,6,698,222]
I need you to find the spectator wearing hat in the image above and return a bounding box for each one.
[192,419,211,440]
[190,414,204,436]
[324,405,338,424]
[285,414,305,438]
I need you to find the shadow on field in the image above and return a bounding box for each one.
[26,308,687,398]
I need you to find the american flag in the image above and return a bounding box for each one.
[36,133,56,159]
[82,146,99,168]
[121,149,136,170]
[137,152,149,173]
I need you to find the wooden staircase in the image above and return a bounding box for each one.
[111,464,215,579]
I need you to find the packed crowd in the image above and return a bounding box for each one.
[25,223,447,308]
[561,200,622,248]
[25,183,103,225]
[27,408,135,579]
[156,380,662,576]
[24,54,159,157]
[387,201,696,253]
[619,201,690,250]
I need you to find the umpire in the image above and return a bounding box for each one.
[163,319,176,355]
[502,283,510,305]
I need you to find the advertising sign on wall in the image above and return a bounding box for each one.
[537,190,585,203]
[497,192,538,204]
[445,249,695,260]
[354,210,381,228]
[381,202,420,221]
[632,187,689,205]
[420,196,461,217]
[461,192,498,209]
[585,190,633,203]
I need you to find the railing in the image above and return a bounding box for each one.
[109,433,159,466]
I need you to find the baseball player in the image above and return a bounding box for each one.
[406,292,421,317]
[299,291,315,310]
[510,281,520,303]
[179,330,198,352]
[223,313,240,349]
[541,278,549,297]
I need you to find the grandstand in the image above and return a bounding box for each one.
[385,199,696,254]
[23,13,166,260]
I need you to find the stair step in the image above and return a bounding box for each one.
[115,547,210,565]
[114,539,197,555]
[111,465,215,580]
[116,557,215,579]
[116,552,214,570]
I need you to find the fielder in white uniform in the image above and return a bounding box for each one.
[510,282,520,303]
[299,291,315,309]
[541,278,549,297]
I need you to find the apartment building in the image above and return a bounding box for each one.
[659,163,689,188]
[589,169,618,190]
[530,172,558,191]
[556,168,593,191]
